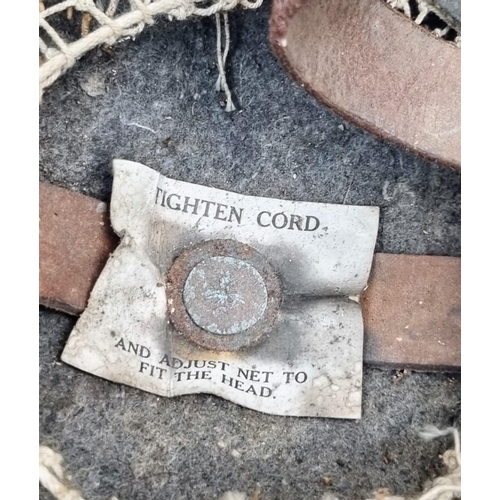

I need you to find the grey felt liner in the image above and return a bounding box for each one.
[39,4,460,499]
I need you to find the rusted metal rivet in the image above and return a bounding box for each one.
[166,239,282,351]
[184,256,268,335]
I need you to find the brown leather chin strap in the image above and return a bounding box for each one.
[269,0,461,170]
[39,183,460,372]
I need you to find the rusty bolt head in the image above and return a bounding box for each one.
[183,256,269,335]
[166,239,282,351]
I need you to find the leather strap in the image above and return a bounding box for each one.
[39,182,460,371]
[39,182,118,315]
[361,253,460,371]
[269,0,461,169]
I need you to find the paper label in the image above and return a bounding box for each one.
[62,160,379,418]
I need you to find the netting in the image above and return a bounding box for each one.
[39,0,263,104]
[385,0,461,45]
[39,0,460,105]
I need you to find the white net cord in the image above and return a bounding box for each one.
[215,12,235,112]
[39,0,264,106]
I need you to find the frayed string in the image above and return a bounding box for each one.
[215,12,236,112]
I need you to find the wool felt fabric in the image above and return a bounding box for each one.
[39,4,461,499]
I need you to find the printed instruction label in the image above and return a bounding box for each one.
[62,160,379,418]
